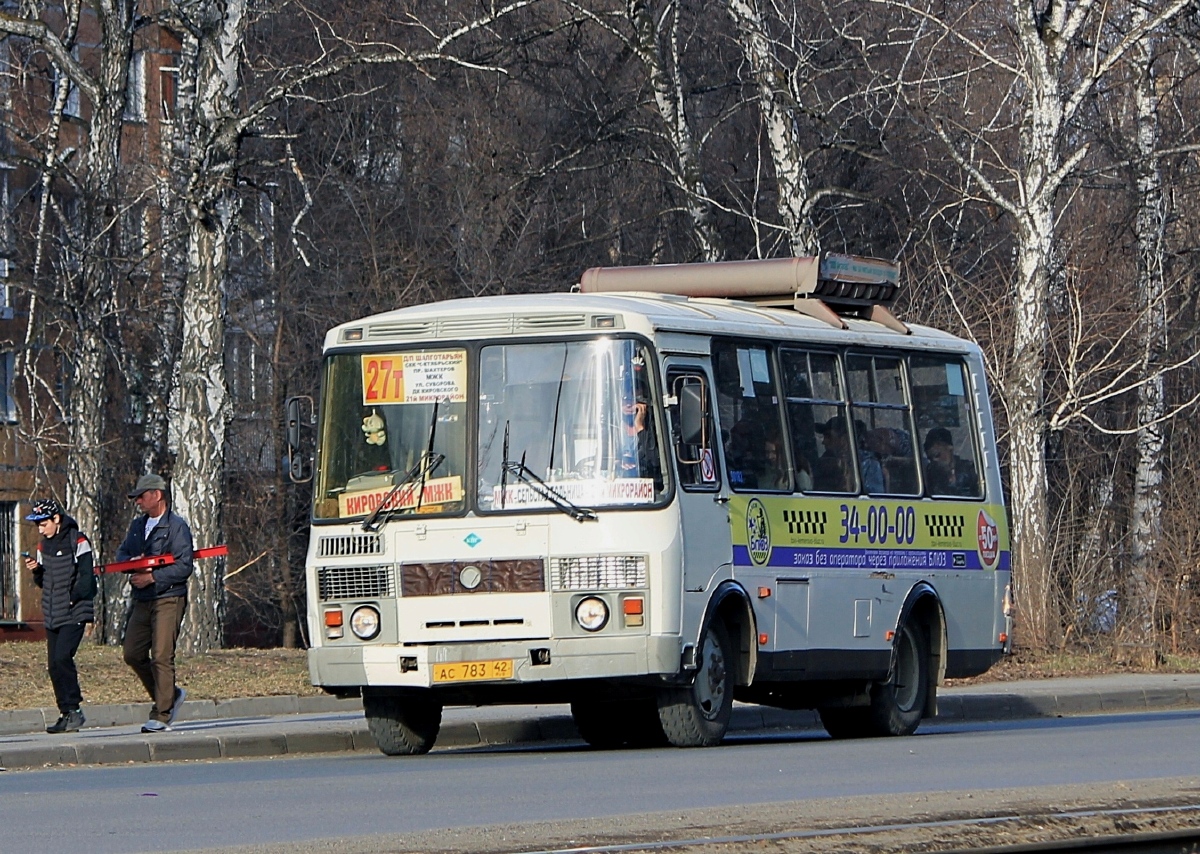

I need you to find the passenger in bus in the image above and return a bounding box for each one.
[861,425,914,493]
[923,427,979,496]
[621,380,662,487]
[762,438,796,491]
[726,419,766,489]
[813,417,854,492]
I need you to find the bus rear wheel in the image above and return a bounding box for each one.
[868,620,929,736]
[364,692,442,755]
[819,621,929,740]
[657,622,734,747]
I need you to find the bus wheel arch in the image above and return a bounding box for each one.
[704,581,757,687]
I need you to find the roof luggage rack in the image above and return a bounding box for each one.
[576,254,908,334]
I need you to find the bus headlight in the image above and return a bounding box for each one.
[575,597,609,632]
[350,605,381,640]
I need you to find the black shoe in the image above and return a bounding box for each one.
[46,713,69,734]
[63,709,85,732]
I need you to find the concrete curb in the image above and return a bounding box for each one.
[0,694,363,737]
[3,679,1198,771]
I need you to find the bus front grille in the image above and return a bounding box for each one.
[550,555,647,591]
[317,533,384,558]
[318,565,396,600]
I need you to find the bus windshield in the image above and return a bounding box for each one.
[477,338,667,513]
[314,349,469,520]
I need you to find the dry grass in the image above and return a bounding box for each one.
[945,644,1200,686]
[0,640,319,711]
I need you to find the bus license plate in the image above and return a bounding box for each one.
[432,659,514,683]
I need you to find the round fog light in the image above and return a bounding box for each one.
[575,596,609,632]
[350,605,381,640]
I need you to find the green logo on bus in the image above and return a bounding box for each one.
[746,498,771,566]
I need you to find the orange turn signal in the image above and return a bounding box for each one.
[758,633,769,646]
[885,630,895,641]
[623,598,644,616]
[324,609,344,627]
[757,587,772,598]
[999,632,1008,644]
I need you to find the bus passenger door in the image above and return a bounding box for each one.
[666,364,732,593]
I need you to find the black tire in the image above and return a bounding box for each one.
[571,693,668,749]
[657,622,734,747]
[819,621,929,739]
[363,692,442,756]
[866,621,929,736]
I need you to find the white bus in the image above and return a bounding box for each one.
[299,255,1011,754]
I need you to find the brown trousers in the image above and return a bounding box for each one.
[123,596,187,723]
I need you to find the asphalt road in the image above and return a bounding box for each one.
[4,709,1200,854]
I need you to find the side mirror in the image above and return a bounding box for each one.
[284,395,314,483]
[679,382,705,446]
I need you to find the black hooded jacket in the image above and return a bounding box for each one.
[33,513,95,629]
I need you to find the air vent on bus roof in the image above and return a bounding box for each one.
[515,313,588,331]
[439,316,515,336]
[367,320,434,339]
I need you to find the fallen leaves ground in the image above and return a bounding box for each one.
[0,641,317,710]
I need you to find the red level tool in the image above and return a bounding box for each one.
[97,545,228,575]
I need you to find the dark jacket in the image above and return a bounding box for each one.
[115,509,195,601]
[34,514,94,629]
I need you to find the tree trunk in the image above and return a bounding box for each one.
[627,0,722,261]
[169,0,249,654]
[1128,18,1166,657]
[725,0,817,256]
[174,218,233,654]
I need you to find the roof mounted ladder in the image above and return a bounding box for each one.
[577,254,908,334]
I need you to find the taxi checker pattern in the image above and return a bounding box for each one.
[783,508,827,536]
[923,513,965,540]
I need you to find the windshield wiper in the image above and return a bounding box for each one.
[362,400,444,532]
[501,451,597,523]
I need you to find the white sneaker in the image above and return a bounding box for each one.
[141,719,171,733]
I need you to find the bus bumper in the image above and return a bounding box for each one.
[308,634,683,689]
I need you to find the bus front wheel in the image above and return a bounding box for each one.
[363,692,442,755]
[658,622,734,747]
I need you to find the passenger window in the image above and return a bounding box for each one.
[844,354,920,496]
[712,341,789,492]
[910,357,983,499]
[780,349,852,493]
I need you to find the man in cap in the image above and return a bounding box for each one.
[117,473,194,732]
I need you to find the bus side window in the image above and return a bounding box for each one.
[781,349,851,494]
[669,372,719,490]
[712,340,789,492]
[845,353,920,496]
[910,356,984,499]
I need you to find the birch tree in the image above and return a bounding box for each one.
[1127,7,1168,658]
[0,2,136,642]
[867,0,1193,647]
[725,0,818,256]
[155,0,544,653]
